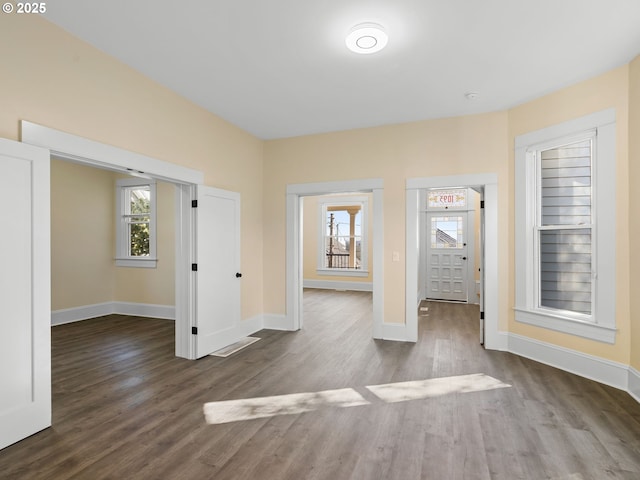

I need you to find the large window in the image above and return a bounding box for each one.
[115,177,157,268]
[514,110,616,342]
[317,196,368,276]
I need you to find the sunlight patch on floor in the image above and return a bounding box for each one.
[203,388,369,425]
[366,373,511,403]
[203,373,511,425]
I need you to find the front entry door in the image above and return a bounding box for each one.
[0,139,51,450]
[194,186,242,358]
[426,213,468,302]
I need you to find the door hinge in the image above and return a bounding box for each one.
[480,311,485,320]
[192,263,198,271]
[192,200,198,208]
[480,200,485,209]
[191,327,198,335]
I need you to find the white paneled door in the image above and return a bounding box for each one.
[0,139,51,450]
[426,213,468,302]
[195,186,242,358]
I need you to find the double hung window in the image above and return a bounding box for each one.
[115,177,157,268]
[514,110,616,342]
[317,196,368,276]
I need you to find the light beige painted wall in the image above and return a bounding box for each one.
[264,112,510,325]
[51,162,176,310]
[302,194,374,284]
[114,178,176,306]
[1,15,264,321]
[508,66,631,364]
[51,159,116,310]
[630,56,640,370]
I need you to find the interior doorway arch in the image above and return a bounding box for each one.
[406,174,502,349]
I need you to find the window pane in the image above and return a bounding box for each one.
[129,187,151,214]
[129,221,150,257]
[325,207,362,269]
[541,140,591,226]
[539,228,591,315]
[430,216,464,248]
[428,189,466,208]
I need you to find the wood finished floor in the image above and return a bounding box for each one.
[1,290,640,479]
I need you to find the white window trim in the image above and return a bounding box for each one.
[514,109,616,343]
[317,195,369,277]
[115,177,157,268]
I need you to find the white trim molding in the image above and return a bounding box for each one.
[286,178,384,339]
[406,173,503,349]
[514,109,617,343]
[629,367,640,403]
[51,302,176,325]
[263,314,291,331]
[381,322,409,342]
[21,121,203,185]
[507,333,629,391]
[303,280,373,292]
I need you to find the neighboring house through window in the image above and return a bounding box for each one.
[115,177,157,268]
[317,196,368,277]
[514,109,616,342]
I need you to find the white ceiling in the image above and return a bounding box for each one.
[43,1,640,140]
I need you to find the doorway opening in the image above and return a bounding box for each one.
[300,193,374,333]
[421,187,481,305]
[286,179,384,338]
[406,174,500,350]
[50,157,178,341]
[22,120,203,360]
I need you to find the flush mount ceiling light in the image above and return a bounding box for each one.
[345,23,388,54]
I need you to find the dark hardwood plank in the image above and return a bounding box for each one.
[1,292,639,479]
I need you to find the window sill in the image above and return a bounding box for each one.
[115,257,158,269]
[316,268,369,278]
[514,307,616,344]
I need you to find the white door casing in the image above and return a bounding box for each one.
[0,138,51,450]
[194,186,242,358]
[406,174,501,349]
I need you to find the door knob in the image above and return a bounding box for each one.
[236,272,242,278]
[462,257,467,260]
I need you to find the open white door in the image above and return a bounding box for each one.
[0,139,51,450]
[194,186,242,358]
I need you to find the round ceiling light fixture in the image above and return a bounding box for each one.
[345,23,388,54]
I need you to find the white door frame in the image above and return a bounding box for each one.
[21,121,203,359]
[286,179,384,337]
[406,174,502,349]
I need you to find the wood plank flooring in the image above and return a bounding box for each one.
[1,290,640,479]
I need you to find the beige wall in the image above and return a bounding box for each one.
[51,161,176,310]
[303,194,374,284]
[1,15,264,321]
[630,56,640,371]
[51,159,116,310]
[508,65,631,364]
[264,112,510,325]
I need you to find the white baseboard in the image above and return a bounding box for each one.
[263,314,293,331]
[237,314,264,338]
[381,322,409,342]
[629,367,640,403]
[303,279,373,292]
[113,302,175,320]
[51,302,114,325]
[507,333,629,391]
[51,302,175,325]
